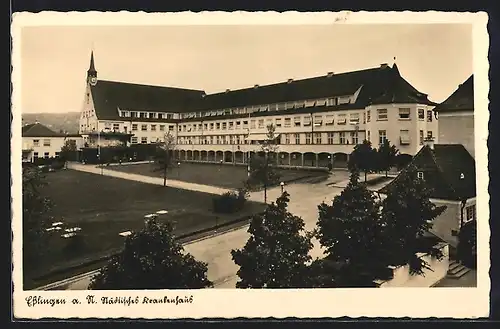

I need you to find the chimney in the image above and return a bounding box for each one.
[225,89,230,93]
[380,63,389,68]
[327,72,334,78]
[254,84,259,89]
[423,137,435,150]
[287,78,294,84]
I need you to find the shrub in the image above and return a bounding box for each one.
[213,188,248,214]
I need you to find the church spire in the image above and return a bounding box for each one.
[87,50,98,85]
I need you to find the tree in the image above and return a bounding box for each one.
[231,192,314,288]
[348,139,377,182]
[22,167,52,273]
[60,139,77,167]
[376,139,399,177]
[380,164,447,275]
[89,218,213,290]
[314,169,390,287]
[246,124,281,203]
[153,131,176,187]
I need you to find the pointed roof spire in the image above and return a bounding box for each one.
[88,50,97,74]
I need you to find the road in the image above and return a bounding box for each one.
[38,165,392,290]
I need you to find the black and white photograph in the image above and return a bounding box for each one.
[11,11,490,319]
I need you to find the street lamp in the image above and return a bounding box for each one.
[280,181,285,193]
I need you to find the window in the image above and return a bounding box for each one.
[326,98,336,106]
[198,124,203,130]
[169,125,175,131]
[140,112,147,118]
[243,120,248,128]
[141,124,148,131]
[294,133,300,144]
[55,152,60,157]
[285,134,290,144]
[367,110,371,122]
[305,133,312,144]
[269,104,277,111]
[160,125,165,131]
[337,114,347,125]
[367,131,371,142]
[327,132,334,144]
[378,130,387,145]
[211,123,216,130]
[131,137,138,144]
[295,101,305,108]
[230,135,235,144]
[43,139,51,146]
[339,132,346,144]
[236,121,241,129]
[216,122,221,130]
[149,112,156,119]
[303,116,312,126]
[132,124,138,131]
[314,115,323,126]
[44,152,49,158]
[228,122,234,130]
[351,132,358,144]
[417,171,424,179]
[275,118,282,127]
[258,120,264,129]
[349,113,360,125]
[400,129,410,145]
[294,116,301,127]
[325,115,334,125]
[377,109,388,121]
[419,130,424,145]
[284,118,292,127]
[418,109,425,120]
[33,139,39,147]
[113,123,120,131]
[399,108,411,120]
[250,120,256,129]
[306,99,316,107]
[466,205,476,222]
[427,131,433,139]
[141,137,148,144]
[151,125,157,131]
[158,113,164,119]
[315,133,322,144]
[33,152,39,159]
[427,110,433,122]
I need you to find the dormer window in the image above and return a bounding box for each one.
[417,172,424,179]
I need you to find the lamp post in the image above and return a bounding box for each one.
[280,181,285,193]
[177,162,180,180]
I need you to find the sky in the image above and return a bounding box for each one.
[19,24,473,114]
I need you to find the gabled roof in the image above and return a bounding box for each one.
[433,75,474,112]
[190,63,436,111]
[90,63,436,121]
[22,122,65,138]
[90,80,205,120]
[379,144,476,201]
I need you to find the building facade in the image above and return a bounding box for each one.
[22,122,83,162]
[80,52,439,168]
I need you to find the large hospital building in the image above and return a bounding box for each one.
[79,52,439,168]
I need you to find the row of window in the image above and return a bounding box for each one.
[32,139,51,147]
[32,151,59,158]
[178,96,354,119]
[118,110,176,120]
[131,123,175,132]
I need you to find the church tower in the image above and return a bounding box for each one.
[87,50,98,86]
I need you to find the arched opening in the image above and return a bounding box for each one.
[224,151,233,163]
[278,152,290,166]
[317,152,331,168]
[215,151,224,163]
[200,150,208,162]
[303,152,316,167]
[180,150,186,161]
[333,152,348,168]
[290,152,302,166]
[234,151,244,164]
[193,150,200,161]
[186,150,193,160]
[207,151,215,162]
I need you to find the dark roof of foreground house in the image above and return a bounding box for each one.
[379,144,476,201]
[22,122,65,137]
[89,63,437,121]
[90,80,206,120]
[433,75,474,113]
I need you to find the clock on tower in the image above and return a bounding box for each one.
[87,50,98,86]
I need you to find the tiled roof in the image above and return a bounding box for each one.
[22,123,65,137]
[379,144,476,201]
[90,80,206,120]
[91,64,436,121]
[433,75,474,112]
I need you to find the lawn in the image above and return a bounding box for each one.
[107,162,329,189]
[26,169,266,289]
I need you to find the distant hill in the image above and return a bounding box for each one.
[22,112,80,134]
